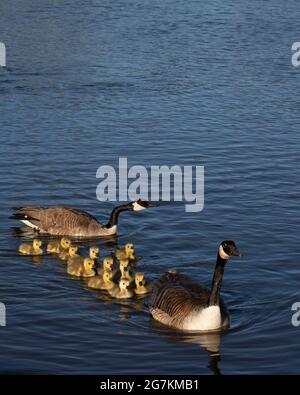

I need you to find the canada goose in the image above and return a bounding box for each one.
[67,257,96,278]
[19,239,43,255]
[113,259,133,283]
[10,199,156,237]
[67,245,99,266]
[134,272,151,295]
[97,257,114,276]
[88,270,115,290]
[149,241,241,332]
[59,245,79,261]
[115,243,136,261]
[109,278,133,299]
[47,237,71,254]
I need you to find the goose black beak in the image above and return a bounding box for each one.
[137,199,158,208]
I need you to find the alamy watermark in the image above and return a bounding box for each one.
[291,42,300,67]
[0,302,6,326]
[0,42,6,67]
[291,302,300,327]
[96,158,204,212]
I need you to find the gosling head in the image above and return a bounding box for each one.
[135,272,145,287]
[61,238,71,249]
[119,278,130,291]
[83,257,94,271]
[89,246,100,260]
[119,259,130,273]
[103,257,114,271]
[33,239,42,249]
[219,240,241,260]
[69,245,78,257]
[124,243,135,258]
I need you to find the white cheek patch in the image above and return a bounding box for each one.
[219,245,230,260]
[132,202,146,211]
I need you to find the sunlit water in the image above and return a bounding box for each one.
[1,0,300,374]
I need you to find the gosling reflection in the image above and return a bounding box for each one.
[33,255,43,265]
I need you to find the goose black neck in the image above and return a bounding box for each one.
[208,253,227,306]
[105,203,132,228]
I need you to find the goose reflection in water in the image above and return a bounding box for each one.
[179,332,222,375]
[150,320,224,375]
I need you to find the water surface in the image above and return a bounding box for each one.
[1,0,300,374]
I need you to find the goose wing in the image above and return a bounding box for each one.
[150,271,211,319]
[11,206,103,235]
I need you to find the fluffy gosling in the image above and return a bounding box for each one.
[67,245,99,266]
[88,270,115,290]
[67,257,95,278]
[97,257,114,276]
[19,239,43,255]
[115,243,136,261]
[47,237,71,254]
[59,245,79,261]
[134,272,151,295]
[113,259,134,283]
[109,278,133,299]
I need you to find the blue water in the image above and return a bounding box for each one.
[1,0,300,374]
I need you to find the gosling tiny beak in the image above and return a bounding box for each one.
[124,266,128,272]
[139,281,143,286]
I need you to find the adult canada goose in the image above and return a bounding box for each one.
[149,241,241,332]
[109,278,133,299]
[10,199,155,237]
[19,239,43,255]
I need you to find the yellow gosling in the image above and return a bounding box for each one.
[59,245,79,261]
[89,246,100,260]
[115,243,136,261]
[113,259,133,283]
[97,257,114,276]
[67,257,95,278]
[67,245,99,266]
[19,239,43,255]
[88,270,115,290]
[47,237,71,254]
[109,278,133,299]
[134,272,151,295]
